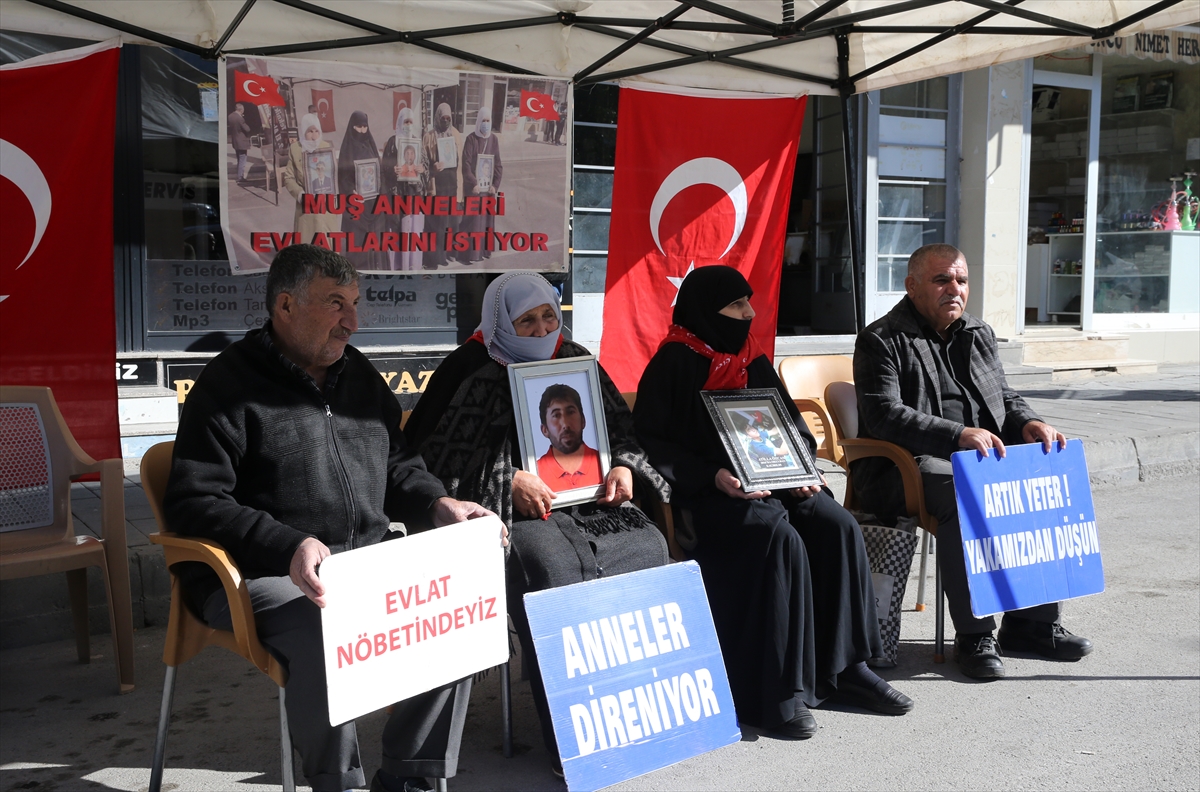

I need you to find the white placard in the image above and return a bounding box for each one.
[319,516,508,726]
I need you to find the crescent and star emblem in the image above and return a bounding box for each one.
[649,157,748,305]
[241,77,265,98]
[526,97,543,114]
[0,138,53,304]
[318,98,330,116]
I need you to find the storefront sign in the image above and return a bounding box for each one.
[525,562,741,791]
[219,56,569,274]
[1088,30,1200,64]
[319,516,508,726]
[115,358,158,387]
[952,439,1105,618]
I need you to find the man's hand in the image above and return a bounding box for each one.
[512,470,557,519]
[789,472,828,500]
[715,468,770,500]
[431,497,495,526]
[959,427,1006,458]
[290,537,331,607]
[597,466,634,507]
[1022,420,1067,453]
[432,497,507,548]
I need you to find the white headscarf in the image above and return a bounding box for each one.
[476,272,562,365]
[299,113,323,153]
[474,106,493,139]
[395,106,417,142]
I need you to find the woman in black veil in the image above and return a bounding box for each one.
[633,265,913,739]
[337,109,387,270]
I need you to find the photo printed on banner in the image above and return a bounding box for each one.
[220,56,570,273]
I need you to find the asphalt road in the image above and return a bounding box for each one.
[1,474,1196,791]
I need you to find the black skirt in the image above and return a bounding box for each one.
[688,489,881,728]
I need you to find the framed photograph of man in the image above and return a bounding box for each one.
[701,389,821,492]
[305,149,336,194]
[354,158,381,198]
[396,138,422,183]
[508,356,611,509]
[476,153,495,192]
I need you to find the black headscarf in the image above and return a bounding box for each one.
[338,110,380,191]
[672,265,754,354]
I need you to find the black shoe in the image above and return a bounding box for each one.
[955,632,1006,679]
[999,618,1093,660]
[370,771,433,792]
[836,678,915,715]
[769,702,817,739]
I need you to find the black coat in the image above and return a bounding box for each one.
[164,326,447,580]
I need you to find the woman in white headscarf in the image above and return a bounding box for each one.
[404,272,669,772]
[458,106,503,264]
[281,112,341,239]
[381,106,430,270]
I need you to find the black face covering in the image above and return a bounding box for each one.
[672,265,754,354]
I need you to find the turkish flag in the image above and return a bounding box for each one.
[234,70,286,107]
[0,41,122,461]
[520,90,559,120]
[599,87,807,392]
[312,88,336,133]
[392,91,412,127]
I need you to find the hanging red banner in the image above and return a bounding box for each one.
[599,87,806,393]
[0,40,122,461]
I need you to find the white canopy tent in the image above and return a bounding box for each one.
[1,1,1194,96]
[3,0,1195,328]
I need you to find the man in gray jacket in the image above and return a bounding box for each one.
[228,102,252,182]
[852,243,1091,679]
[165,244,502,792]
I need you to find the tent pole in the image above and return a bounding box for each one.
[836,32,864,334]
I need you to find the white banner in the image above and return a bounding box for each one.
[1088,29,1200,64]
[319,516,508,726]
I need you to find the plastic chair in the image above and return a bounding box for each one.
[777,355,854,466]
[620,392,687,562]
[140,441,296,792]
[824,381,946,663]
[0,385,134,694]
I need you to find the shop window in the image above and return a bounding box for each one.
[571,83,618,295]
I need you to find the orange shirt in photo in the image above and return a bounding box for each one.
[536,444,602,492]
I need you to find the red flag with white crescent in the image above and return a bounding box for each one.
[312,88,336,133]
[598,87,807,392]
[520,90,559,120]
[235,70,286,107]
[0,41,122,461]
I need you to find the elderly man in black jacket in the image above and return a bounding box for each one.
[164,244,501,792]
[852,243,1091,680]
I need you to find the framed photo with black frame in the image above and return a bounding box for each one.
[701,388,822,492]
[508,356,611,509]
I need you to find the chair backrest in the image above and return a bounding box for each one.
[777,355,854,400]
[0,386,95,551]
[824,381,860,441]
[140,441,175,529]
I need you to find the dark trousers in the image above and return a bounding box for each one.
[506,509,669,756]
[204,577,472,792]
[856,455,1061,634]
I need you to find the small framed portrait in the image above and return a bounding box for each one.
[436,135,458,168]
[354,158,380,198]
[396,138,422,183]
[701,388,822,492]
[508,356,611,509]
[305,149,335,194]
[476,153,494,191]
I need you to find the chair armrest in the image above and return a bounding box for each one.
[97,458,127,547]
[794,397,841,466]
[149,532,274,675]
[838,438,938,535]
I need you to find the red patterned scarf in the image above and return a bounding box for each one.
[660,324,761,390]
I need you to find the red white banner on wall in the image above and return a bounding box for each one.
[0,40,122,462]
[599,86,807,393]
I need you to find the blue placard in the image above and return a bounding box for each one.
[524,561,741,792]
[952,439,1105,617]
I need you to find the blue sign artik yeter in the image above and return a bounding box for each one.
[952,438,1105,618]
